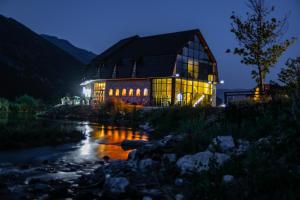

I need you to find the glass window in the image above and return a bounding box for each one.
[143,88,148,96]
[136,88,141,96]
[115,89,120,96]
[129,89,134,96]
[109,89,113,96]
[122,89,126,96]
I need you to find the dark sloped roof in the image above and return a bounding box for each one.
[86,29,217,80]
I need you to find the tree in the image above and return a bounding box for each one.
[278,57,300,89]
[227,0,296,92]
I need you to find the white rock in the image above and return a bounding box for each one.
[104,177,129,193]
[174,178,184,186]
[175,193,185,200]
[143,196,153,200]
[235,139,250,156]
[223,175,234,183]
[176,151,230,174]
[128,149,137,160]
[212,136,235,152]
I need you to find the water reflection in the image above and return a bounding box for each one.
[77,124,148,160]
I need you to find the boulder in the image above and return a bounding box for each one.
[143,196,153,200]
[128,149,138,160]
[174,178,184,186]
[139,122,154,132]
[210,136,235,153]
[104,177,129,193]
[138,158,158,172]
[234,139,250,156]
[175,193,185,200]
[222,175,234,183]
[176,151,230,174]
[121,140,148,150]
[162,153,177,163]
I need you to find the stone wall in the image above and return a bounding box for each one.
[105,79,151,105]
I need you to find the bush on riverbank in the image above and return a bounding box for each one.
[144,96,299,199]
[0,124,85,150]
[0,95,44,113]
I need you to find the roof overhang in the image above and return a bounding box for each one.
[80,79,105,86]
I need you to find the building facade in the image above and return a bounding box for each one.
[81,29,219,107]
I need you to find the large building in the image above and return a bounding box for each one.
[81,29,219,107]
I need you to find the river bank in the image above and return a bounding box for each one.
[1,98,299,199]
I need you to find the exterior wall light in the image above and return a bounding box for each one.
[220,80,225,84]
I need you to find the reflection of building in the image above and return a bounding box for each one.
[81,29,219,106]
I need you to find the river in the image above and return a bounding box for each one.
[0,114,148,164]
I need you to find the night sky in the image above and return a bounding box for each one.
[1,0,299,89]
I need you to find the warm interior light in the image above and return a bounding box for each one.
[115,89,120,96]
[122,88,127,96]
[143,88,148,96]
[136,88,141,96]
[109,89,113,96]
[129,89,134,96]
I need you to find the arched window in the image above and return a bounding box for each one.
[143,88,148,96]
[109,89,113,96]
[122,88,127,96]
[115,89,120,96]
[136,88,141,96]
[129,89,134,96]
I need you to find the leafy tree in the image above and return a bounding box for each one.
[292,70,300,127]
[278,57,300,89]
[15,95,39,112]
[227,0,296,92]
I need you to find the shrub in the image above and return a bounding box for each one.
[15,95,39,112]
[0,98,9,112]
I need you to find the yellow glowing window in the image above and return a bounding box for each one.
[109,89,113,96]
[129,89,134,96]
[122,89,127,96]
[115,89,120,96]
[136,88,141,96]
[208,74,214,82]
[143,88,148,96]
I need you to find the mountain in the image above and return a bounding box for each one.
[0,15,85,102]
[41,34,96,64]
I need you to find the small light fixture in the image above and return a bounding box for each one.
[175,73,180,77]
[208,81,212,84]
[220,80,225,84]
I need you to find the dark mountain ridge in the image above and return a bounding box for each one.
[0,15,84,102]
[41,34,96,64]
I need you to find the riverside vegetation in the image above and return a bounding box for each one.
[0,95,85,150]
[29,80,300,199]
[1,83,300,199]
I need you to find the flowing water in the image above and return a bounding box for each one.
[0,113,148,164]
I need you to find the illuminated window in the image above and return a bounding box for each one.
[115,89,120,96]
[136,88,141,96]
[122,89,126,96]
[143,88,149,96]
[109,89,113,96]
[129,89,134,96]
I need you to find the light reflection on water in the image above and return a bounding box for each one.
[0,118,148,164]
[76,124,148,161]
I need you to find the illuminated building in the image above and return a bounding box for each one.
[81,29,219,106]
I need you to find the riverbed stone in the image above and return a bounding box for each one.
[210,136,235,153]
[176,151,230,174]
[223,175,234,183]
[121,140,148,150]
[104,177,129,193]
